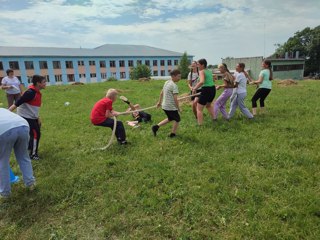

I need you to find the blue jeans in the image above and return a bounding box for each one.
[0,126,35,197]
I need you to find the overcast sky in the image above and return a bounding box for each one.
[0,0,319,64]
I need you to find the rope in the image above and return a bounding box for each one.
[95,92,200,150]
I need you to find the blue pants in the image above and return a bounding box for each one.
[0,126,35,197]
[96,118,126,142]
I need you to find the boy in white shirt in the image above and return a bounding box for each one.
[152,69,181,138]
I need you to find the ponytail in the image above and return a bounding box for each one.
[222,63,231,74]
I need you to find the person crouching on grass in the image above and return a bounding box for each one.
[152,69,181,138]
[90,89,128,145]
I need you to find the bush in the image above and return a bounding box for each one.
[107,77,118,81]
[130,64,151,80]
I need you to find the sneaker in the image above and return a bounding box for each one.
[27,182,36,191]
[30,154,40,161]
[152,125,159,136]
[169,133,176,138]
[120,96,130,105]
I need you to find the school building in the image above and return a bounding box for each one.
[222,54,305,80]
[0,44,192,86]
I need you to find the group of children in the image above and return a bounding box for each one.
[90,58,273,142]
[0,58,272,197]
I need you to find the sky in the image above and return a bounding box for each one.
[0,0,319,64]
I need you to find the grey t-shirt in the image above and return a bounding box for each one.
[162,80,179,111]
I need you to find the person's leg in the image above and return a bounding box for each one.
[13,93,21,104]
[158,118,170,127]
[251,88,262,116]
[0,129,16,197]
[206,102,214,120]
[196,103,205,125]
[259,89,271,114]
[238,93,254,119]
[192,99,198,119]
[171,121,179,135]
[228,95,238,119]
[6,93,14,108]
[26,119,41,158]
[152,118,169,136]
[13,126,35,187]
[115,121,126,142]
[213,95,222,120]
[220,89,233,120]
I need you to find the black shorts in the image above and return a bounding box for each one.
[198,86,216,105]
[190,89,202,101]
[163,110,181,122]
[136,111,152,123]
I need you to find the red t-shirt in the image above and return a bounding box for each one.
[90,97,113,125]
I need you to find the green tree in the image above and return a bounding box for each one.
[179,52,190,79]
[274,25,320,75]
[130,64,151,80]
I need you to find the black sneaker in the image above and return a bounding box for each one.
[169,133,176,138]
[30,154,40,161]
[152,125,159,136]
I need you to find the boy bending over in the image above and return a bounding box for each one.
[90,89,127,145]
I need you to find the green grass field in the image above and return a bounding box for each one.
[0,79,319,239]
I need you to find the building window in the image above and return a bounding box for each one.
[90,73,97,78]
[79,74,86,78]
[0,61,3,70]
[153,60,158,66]
[53,61,61,69]
[65,61,73,69]
[273,64,304,71]
[119,60,125,67]
[89,60,95,66]
[145,60,150,66]
[167,60,172,66]
[100,61,106,68]
[120,72,126,79]
[110,61,116,68]
[67,74,75,82]
[45,75,50,82]
[78,60,84,66]
[24,61,34,70]
[101,73,107,79]
[153,71,158,76]
[9,61,19,70]
[137,60,142,65]
[174,60,179,66]
[39,61,48,69]
[160,70,166,76]
[111,72,117,78]
[128,60,134,67]
[160,60,165,66]
[55,75,62,82]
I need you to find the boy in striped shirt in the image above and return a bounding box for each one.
[152,69,181,138]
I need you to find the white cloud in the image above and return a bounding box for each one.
[0,0,319,64]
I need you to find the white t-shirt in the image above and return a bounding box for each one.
[162,80,179,111]
[1,76,21,94]
[0,108,29,136]
[188,71,199,88]
[235,72,247,94]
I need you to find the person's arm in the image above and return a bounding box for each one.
[187,73,193,90]
[250,75,263,85]
[19,84,24,94]
[216,79,228,90]
[173,94,181,112]
[8,89,36,111]
[157,90,163,108]
[192,70,205,92]
[1,79,13,90]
